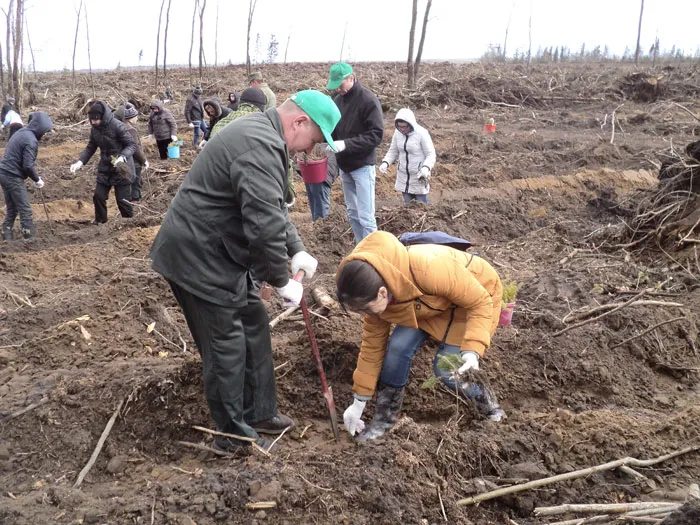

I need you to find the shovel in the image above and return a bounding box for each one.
[293,270,340,440]
[37,188,55,235]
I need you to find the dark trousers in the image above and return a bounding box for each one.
[132,164,142,201]
[156,139,170,160]
[167,279,277,441]
[8,123,22,140]
[1,172,34,236]
[93,182,133,223]
[305,180,331,221]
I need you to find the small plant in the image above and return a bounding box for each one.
[420,354,463,390]
[501,278,522,308]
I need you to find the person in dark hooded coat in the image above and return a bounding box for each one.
[227,91,240,111]
[68,100,137,224]
[199,98,232,147]
[0,111,52,240]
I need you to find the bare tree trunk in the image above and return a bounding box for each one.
[339,21,348,61]
[71,0,83,91]
[527,0,532,71]
[503,0,516,61]
[412,0,432,84]
[246,0,256,76]
[163,0,172,79]
[188,0,198,82]
[12,0,22,108]
[198,0,206,81]
[634,0,644,67]
[5,0,15,96]
[284,33,290,64]
[406,0,417,88]
[84,0,94,98]
[214,0,219,66]
[24,15,34,76]
[0,38,4,98]
[155,0,165,87]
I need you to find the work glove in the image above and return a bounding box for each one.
[275,279,304,307]
[343,398,366,436]
[34,178,45,189]
[188,122,195,128]
[291,251,318,280]
[379,161,389,174]
[457,351,480,374]
[144,160,150,170]
[170,135,178,143]
[418,166,431,182]
[70,160,83,173]
[326,140,346,154]
[198,139,207,149]
[113,155,126,166]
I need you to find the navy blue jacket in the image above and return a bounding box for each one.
[0,111,52,182]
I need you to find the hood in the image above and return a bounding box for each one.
[27,111,53,139]
[338,231,422,304]
[203,98,223,118]
[89,100,113,127]
[395,108,417,133]
[150,100,164,111]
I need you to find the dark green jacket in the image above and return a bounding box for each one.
[150,109,304,307]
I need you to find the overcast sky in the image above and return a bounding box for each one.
[19,0,700,71]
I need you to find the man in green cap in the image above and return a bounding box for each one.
[249,71,277,110]
[150,90,340,453]
[326,62,384,244]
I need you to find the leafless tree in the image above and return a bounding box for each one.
[4,0,15,96]
[502,0,516,61]
[246,0,256,76]
[339,21,348,61]
[154,0,166,86]
[0,37,4,98]
[634,0,644,67]
[24,16,34,76]
[214,0,219,66]
[163,0,172,79]
[527,0,533,71]
[188,0,198,81]
[198,0,207,80]
[284,33,290,64]
[406,0,432,89]
[71,0,83,91]
[84,0,94,97]
[12,0,23,107]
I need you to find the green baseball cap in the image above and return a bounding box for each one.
[326,62,353,90]
[290,90,341,151]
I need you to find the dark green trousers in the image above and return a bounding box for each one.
[168,279,277,442]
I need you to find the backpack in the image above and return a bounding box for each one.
[398,231,472,251]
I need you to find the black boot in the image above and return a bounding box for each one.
[2,227,12,241]
[252,413,294,435]
[21,227,35,240]
[357,383,405,441]
[459,378,507,422]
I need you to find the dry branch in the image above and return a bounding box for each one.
[535,502,678,517]
[554,290,647,337]
[0,397,49,423]
[457,445,700,505]
[269,306,300,329]
[610,316,686,349]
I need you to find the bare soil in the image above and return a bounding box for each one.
[1,61,699,524]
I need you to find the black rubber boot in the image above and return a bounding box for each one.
[459,380,507,422]
[2,227,12,241]
[357,383,405,441]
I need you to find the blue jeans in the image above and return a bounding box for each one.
[192,120,208,145]
[379,326,461,389]
[1,172,34,235]
[305,180,331,221]
[340,165,377,244]
[402,193,428,204]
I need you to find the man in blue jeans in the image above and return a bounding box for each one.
[304,150,338,221]
[185,86,207,147]
[326,62,384,244]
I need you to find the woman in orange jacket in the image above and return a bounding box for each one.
[336,230,506,441]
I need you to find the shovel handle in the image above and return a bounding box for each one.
[293,270,305,282]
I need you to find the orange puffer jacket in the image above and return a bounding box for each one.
[338,231,502,397]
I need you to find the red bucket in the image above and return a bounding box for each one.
[299,157,328,184]
[499,302,515,327]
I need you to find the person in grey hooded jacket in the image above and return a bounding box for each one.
[379,108,436,204]
[0,111,52,240]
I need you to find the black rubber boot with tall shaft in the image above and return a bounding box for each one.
[357,383,405,441]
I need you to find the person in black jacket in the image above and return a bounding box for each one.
[115,103,149,201]
[199,98,231,148]
[326,62,384,244]
[227,91,240,111]
[68,101,137,224]
[0,111,52,240]
[185,86,207,147]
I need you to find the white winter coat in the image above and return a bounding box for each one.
[382,108,436,195]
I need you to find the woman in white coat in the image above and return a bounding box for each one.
[379,108,436,204]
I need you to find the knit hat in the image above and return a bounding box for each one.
[193,86,203,95]
[123,104,138,120]
[326,62,353,90]
[289,90,341,150]
[240,87,267,111]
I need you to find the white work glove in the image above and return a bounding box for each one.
[171,135,178,142]
[418,166,431,182]
[144,160,150,170]
[326,140,346,154]
[70,160,83,173]
[113,155,126,166]
[291,251,318,280]
[147,134,154,141]
[275,279,304,307]
[34,178,45,189]
[343,398,367,436]
[457,351,480,374]
[198,139,207,149]
[188,122,195,128]
[379,161,389,174]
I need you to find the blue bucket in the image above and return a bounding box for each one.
[167,145,180,159]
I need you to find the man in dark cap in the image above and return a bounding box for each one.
[69,101,137,224]
[209,87,267,137]
[185,86,207,147]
